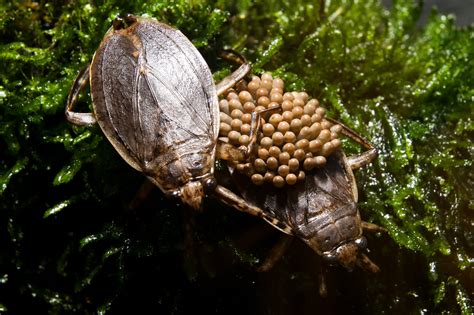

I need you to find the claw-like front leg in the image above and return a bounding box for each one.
[325,117,378,170]
[65,65,97,126]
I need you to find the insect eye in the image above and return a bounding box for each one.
[322,253,338,265]
[203,177,216,192]
[354,236,367,251]
[168,190,181,200]
[113,14,137,30]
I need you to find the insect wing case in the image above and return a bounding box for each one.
[90,17,219,191]
[231,150,362,255]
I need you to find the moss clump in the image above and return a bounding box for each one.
[0,0,472,313]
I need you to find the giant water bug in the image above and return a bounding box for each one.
[220,118,384,277]
[65,14,286,227]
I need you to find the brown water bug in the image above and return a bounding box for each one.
[65,14,285,226]
[216,74,383,272]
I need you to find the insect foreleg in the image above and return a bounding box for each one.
[65,64,97,126]
[215,50,251,96]
[325,117,378,170]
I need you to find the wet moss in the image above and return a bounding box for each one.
[0,0,472,313]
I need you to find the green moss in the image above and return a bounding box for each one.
[0,0,472,313]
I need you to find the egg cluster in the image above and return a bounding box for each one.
[219,73,342,187]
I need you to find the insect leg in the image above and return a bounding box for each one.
[256,235,293,272]
[213,185,294,235]
[215,50,251,96]
[325,117,378,170]
[65,64,97,126]
[361,221,386,233]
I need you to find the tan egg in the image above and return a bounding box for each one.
[309,122,322,139]
[261,73,273,81]
[311,113,322,123]
[247,80,259,94]
[251,174,264,185]
[260,137,273,149]
[331,138,342,149]
[278,165,290,177]
[277,121,290,133]
[303,102,316,115]
[240,124,251,135]
[292,105,304,118]
[219,99,230,114]
[230,109,243,119]
[309,139,323,153]
[219,122,232,136]
[279,152,291,165]
[241,113,252,124]
[270,92,283,103]
[256,88,269,98]
[269,113,283,127]
[239,134,250,146]
[306,98,319,108]
[268,146,281,158]
[254,105,266,112]
[268,102,280,110]
[243,101,256,113]
[283,92,294,101]
[296,139,309,150]
[273,175,285,188]
[220,112,232,125]
[330,124,342,134]
[282,143,296,155]
[315,107,326,116]
[267,157,279,170]
[258,148,269,160]
[229,99,243,112]
[288,158,299,172]
[282,100,293,111]
[290,119,302,133]
[300,114,312,127]
[321,119,332,130]
[257,96,271,107]
[270,87,283,95]
[294,149,306,161]
[228,130,241,145]
[261,79,273,90]
[297,170,306,181]
[298,92,309,102]
[331,132,339,140]
[317,129,332,143]
[314,156,327,167]
[297,126,311,140]
[284,131,296,143]
[272,78,284,89]
[293,98,305,108]
[254,158,267,173]
[321,141,335,156]
[272,132,285,146]
[262,123,275,137]
[227,91,239,100]
[282,110,294,122]
[303,157,317,171]
[285,173,298,185]
[264,171,275,183]
[231,118,242,131]
[239,91,253,103]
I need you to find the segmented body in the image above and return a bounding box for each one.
[90,17,218,193]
